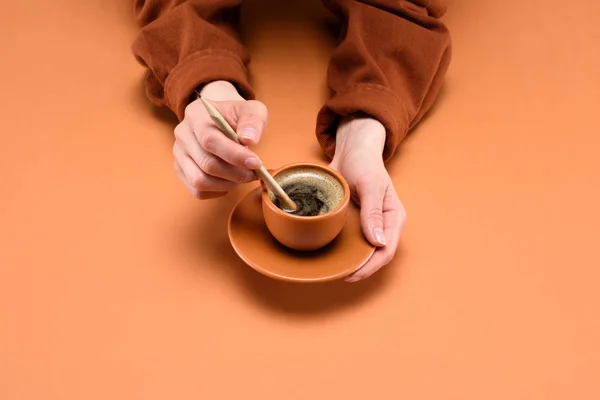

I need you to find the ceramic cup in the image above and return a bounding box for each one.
[261,163,350,251]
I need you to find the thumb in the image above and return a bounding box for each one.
[359,183,387,247]
[234,100,268,146]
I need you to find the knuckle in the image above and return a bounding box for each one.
[382,256,394,267]
[199,154,216,174]
[383,248,397,265]
[384,253,394,265]
[174,124,186,142]
[243,102,268,127]
[172,143,180,157]
[237,169,254,183]
[184,100,201,119]
[245,115,265,130]
[367,207,384,221]
[248,100,268,115]
[183,105,192,119]
[224,148,241,166]
[190,172,206,190]
[398,203,407,221]
[244,113,262,128]
[399,199,406,214]
[199,132,216,152]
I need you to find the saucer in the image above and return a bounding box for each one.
[228,187,376,283]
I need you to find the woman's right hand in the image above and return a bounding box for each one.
[173,81,268,199]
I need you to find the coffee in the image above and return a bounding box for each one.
[274,182,327,216]
[269,167,345,217]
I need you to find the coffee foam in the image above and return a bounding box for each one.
[268,167,345,213]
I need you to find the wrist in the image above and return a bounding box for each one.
[198,80,244,102]
[333,115,386,160]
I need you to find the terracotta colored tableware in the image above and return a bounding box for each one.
[261,163,350,251]
[228,187,375,283]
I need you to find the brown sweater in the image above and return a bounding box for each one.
[131,0,451,161]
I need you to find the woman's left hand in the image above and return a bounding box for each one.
[329,115,406,282]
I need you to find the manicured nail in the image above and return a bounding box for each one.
[374,228,386,246]
[240,128,257,142]
[245,157,262,169]
[345,276,361,283]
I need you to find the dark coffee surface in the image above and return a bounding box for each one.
[274,182,329,216]
[269,166,345,216]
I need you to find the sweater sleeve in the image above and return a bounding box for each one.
[131,0,254,121]
[317,0,452,161]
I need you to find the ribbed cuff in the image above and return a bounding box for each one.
[315,84,409,162]
[164,50,255,121]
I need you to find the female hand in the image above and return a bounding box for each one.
[173,81,268,199]
[329,115,407,282]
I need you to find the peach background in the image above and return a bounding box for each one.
[1,0,600,399]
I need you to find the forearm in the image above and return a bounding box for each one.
[131,0,254,120]
[317,0,452,161]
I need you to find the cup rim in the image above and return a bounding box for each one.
[261,162,350,221]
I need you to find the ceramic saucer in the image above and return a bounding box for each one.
[228,187,376,283]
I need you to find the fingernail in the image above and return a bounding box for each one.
[245,157,262,169]
[345,276,361,283]
[239,128,257,142]
[374,228,386,246]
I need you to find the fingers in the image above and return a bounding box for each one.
[174,97,268,200]
[189,98,267,166]
[174,161,227,199]
[197,126,262,170]
[357,176,388,247]
[196,98,268,146]
[175,146,239,194]
[196,153,257,183]
[345,250,394,283]
[178,133,257,184]
[233,100,268,146]
[346,186,407,282]
[174,161,198,197]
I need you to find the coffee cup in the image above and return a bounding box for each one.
[261,163,350,251]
